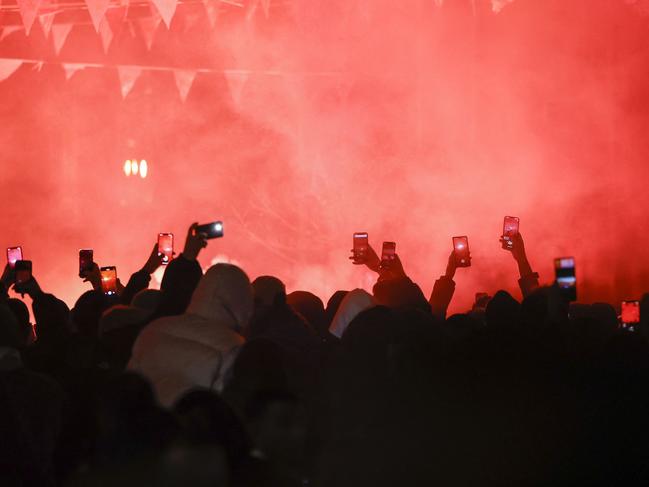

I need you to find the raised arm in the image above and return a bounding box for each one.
[500,232,539,298]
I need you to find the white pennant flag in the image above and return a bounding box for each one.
[138,14,161,50]
[0,26,24,42]
[61,63,86,80]
[16,0,42,35]
[85,0,110,32]
[224,70,249,107]
[51,23,73,55]
[98,17,113,53]
[0,59,23,82]
[150,0,177,28]
[204,0,219,28]
[117,66,142,99]
[173,69,196,102]
[38,12,55,37]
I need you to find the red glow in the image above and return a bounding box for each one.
[2,1,649,313]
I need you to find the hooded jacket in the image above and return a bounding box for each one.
[128,264,254,406]
[329,289,375,339]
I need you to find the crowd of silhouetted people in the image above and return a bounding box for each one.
[1,222,649,487]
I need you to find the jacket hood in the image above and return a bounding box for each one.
[187,263,254,332]
[329,288,375,339]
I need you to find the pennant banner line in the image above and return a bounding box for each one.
[0,56,342,77]
[0,0,242,12]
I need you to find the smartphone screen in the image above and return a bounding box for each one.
[196,221,224,239]
[502,216,520,249]
[621,300,640,326]
[7,246,23,269]
[453,236,471,267]
[380,241,396,268]
[352,232,369,263]
[554,257,577,302]
[14,260,32,285]
[100,266,117,295]
[79,249,94,276]
[158,233,174,265]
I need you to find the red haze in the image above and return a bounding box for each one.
[1,0,649,314]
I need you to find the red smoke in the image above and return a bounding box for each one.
[1,0,649,314]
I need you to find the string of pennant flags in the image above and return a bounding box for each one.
[0,55,343,102]
[1,0,265,35]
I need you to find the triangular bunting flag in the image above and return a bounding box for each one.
[51,23,72,55]
[98,17,113,53]
[85,0,110,32]
[104,5,127,38]
[150,0,177,28]
[173,69,196,102]
[0,59,22,82]
[32,60,44,71]
[16,0,42,35]
[61,62,86,80]
[138,14,161,50]
[38,12,55,37]
[224,70,248,107]
[117,66,142,99]
[0,26,24,42]
[204,0,219,28]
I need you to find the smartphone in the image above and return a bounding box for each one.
[100,266,117,296]
[502,216,520,250]
[158,233,174,265]
[7,246,23,269]
[352,232,369,263]
[621,300,640,331]
[196,221,224,239]
[79,249,94,277]
[380,241,396,269]
[14,260,32,285]
[453,236,471,267]
[554,257,577,302]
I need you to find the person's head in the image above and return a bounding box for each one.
[174,388,251,468]
[6,298,31,347]
[372,278,430,312]
[0,304,20,349]
[252,276,286,308]
[329,289,375,339]
[71,290,109,337]
[485,290,520,329]
[325,290,348,327]
[33,295,70,340]
[157,258,203,317]
[287,291,327,336]
[187,263,254,334]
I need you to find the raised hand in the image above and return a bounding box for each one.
[81,262,102,292]
[500,232,533,277]
[143,243,165,274]
[183,222,208,261]
[349,243,381,273]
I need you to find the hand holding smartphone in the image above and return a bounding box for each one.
[554,257,577,302]
[502,216,520,250]
[380,241,396,269]
[452,236,471,267]
[14,260,32,285]
[158,233,174,265]
[79,249,94,277]
[196,221,224,239]
[7,247,23,269]
[100,266,117,296]
[621,300,640,331]
[351,232,369,264]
